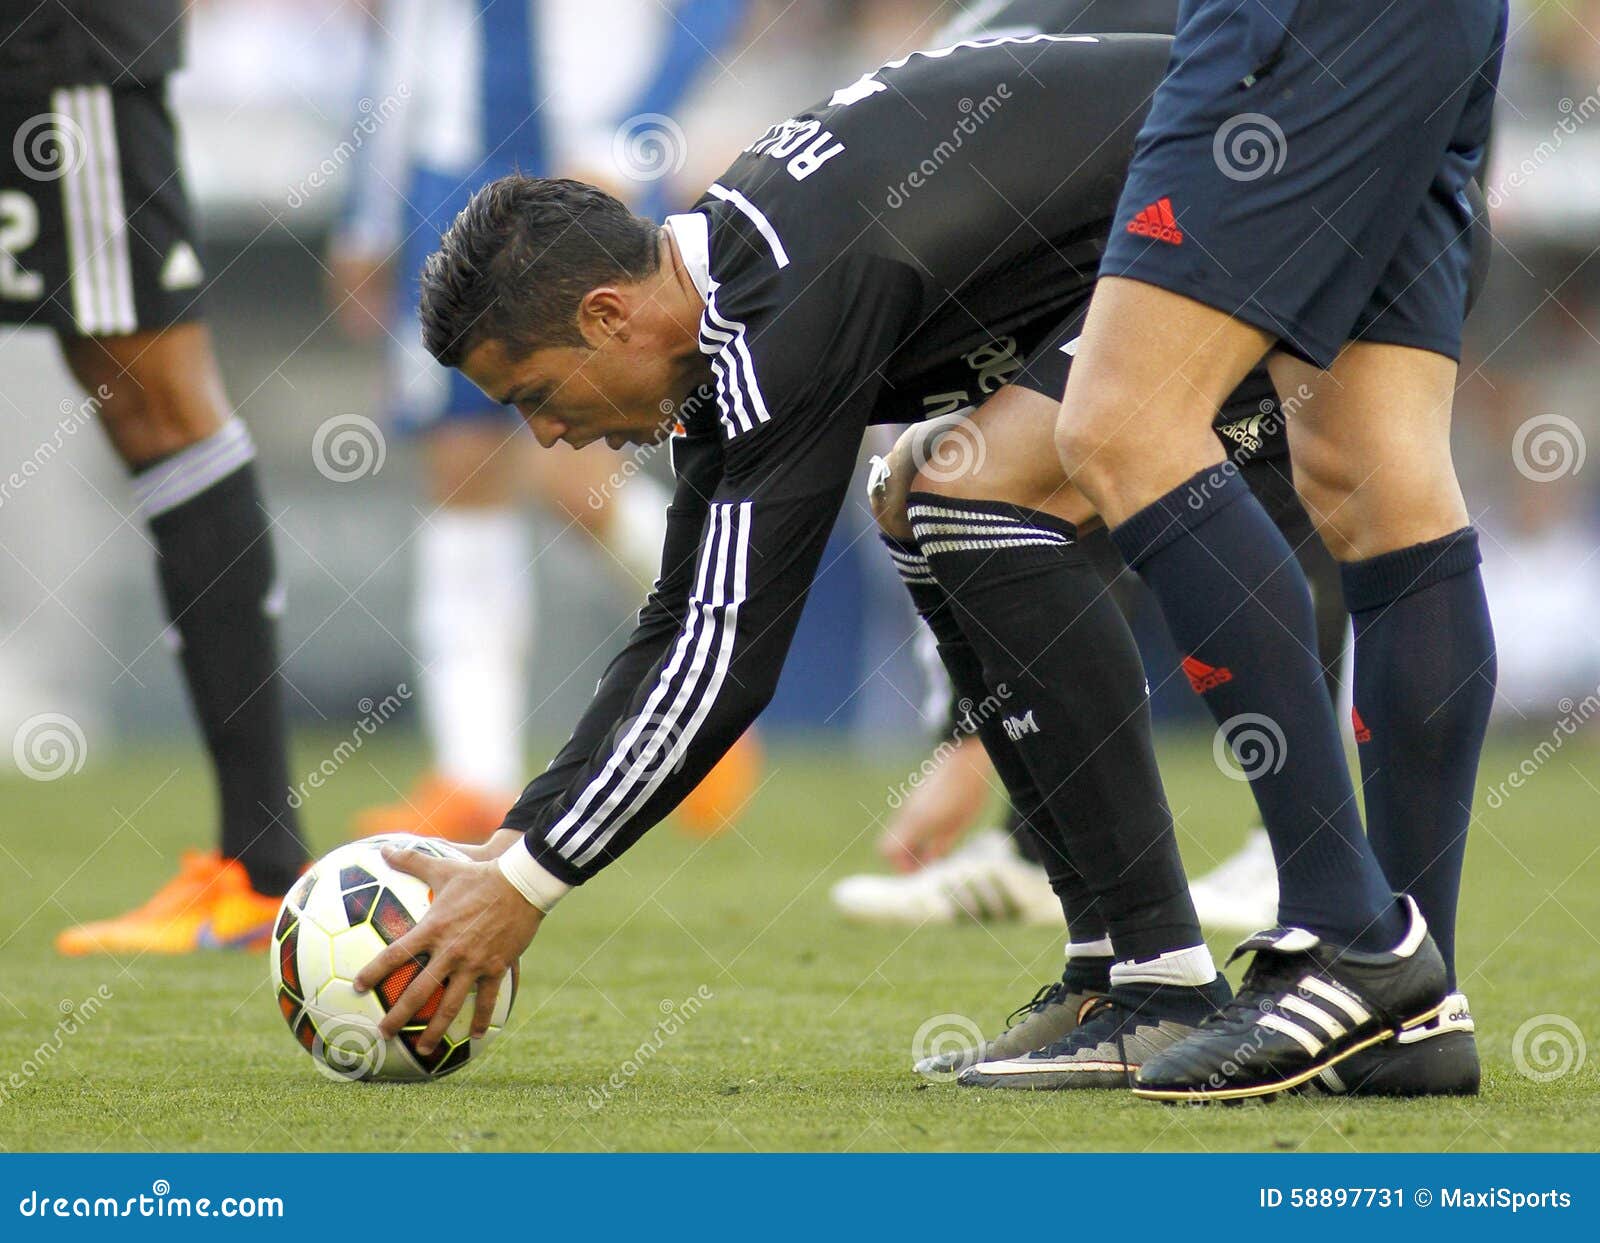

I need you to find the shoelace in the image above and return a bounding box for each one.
[1005,978,1068,1028]
[1199,951,1305,1031]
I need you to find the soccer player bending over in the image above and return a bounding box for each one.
[354,32,1477,1099]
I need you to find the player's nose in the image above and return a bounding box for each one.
[526,414,568,449]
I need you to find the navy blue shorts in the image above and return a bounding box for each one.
[1099,0,1507,369]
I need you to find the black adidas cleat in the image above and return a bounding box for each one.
[1133,896,1448,1103]
[1308,992,1479,1097]
[958,979,1232,1090]
[914,975,1106,1080]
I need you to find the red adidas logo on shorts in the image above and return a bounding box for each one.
[1181,655,1232,693]
[1127,196,1184,245]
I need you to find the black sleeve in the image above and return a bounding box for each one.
[498,422,725,836]
[502,395,868,886]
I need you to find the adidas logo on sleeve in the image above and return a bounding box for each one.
[1126,197,1184,245]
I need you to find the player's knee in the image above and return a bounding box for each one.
[61,326,228,467]
[1054,394,1131,495]
[1289,454,1363,562]
[904,413,992,503]
[867,424,930,541]
[94,375,223,466]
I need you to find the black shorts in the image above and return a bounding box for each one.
[0,82,202,337]
[1012,302,1289,462]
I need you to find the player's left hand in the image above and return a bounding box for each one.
[353,846,544,1053]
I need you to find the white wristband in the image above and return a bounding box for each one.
[496,842,573,913]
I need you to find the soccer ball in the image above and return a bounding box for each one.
[269,834,515,1082]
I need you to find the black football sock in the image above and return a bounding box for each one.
[1108,977,1233,1025]
[137,422,308,895]
[1342,528,1496,989]
[1062,930,1114,995]
[882,534,1104,939]
[1112,466,1402,950]
[904,496,1212,978]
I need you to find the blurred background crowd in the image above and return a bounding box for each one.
[2,0,1596,768]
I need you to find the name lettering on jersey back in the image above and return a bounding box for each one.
[920,336,1022,419]
[744,118,845,181]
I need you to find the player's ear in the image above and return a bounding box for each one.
[576,286,631,345]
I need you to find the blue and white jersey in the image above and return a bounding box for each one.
[336,0,746,423]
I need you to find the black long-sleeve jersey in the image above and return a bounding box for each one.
[500,33,1184,887]
[0,1,183,93]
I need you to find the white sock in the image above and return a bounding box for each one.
[414,508,532,794]
[1066,936,1114,960]
[1110,944,1218,988]
[606,472,672,587]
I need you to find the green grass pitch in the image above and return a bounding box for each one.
[1,732,1596,1152]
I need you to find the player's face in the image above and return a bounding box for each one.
[462,335,682,451]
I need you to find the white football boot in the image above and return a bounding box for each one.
[831,829,1062,927]
[1187,827,1279,933]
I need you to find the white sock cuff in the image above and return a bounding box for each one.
[135,419,255,517]
[1111,944,1218,988]
[1066,936,1114,960]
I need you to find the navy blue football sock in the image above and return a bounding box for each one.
[904,498,1207,965]
[1342,528,1496,989]
[1112,466,1402,951]
[1063,951,1113,995]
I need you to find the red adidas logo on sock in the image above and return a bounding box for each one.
[1126,196,1184,245]
[1352,707,1372,744]
[1181,655,1232,694]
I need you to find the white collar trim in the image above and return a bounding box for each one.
[664,212,712,301]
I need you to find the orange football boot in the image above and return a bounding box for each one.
[55,850,281,957]
[352,772,508,844]
[675,729,763,838]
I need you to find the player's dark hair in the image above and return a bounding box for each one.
[419,175,661,366]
